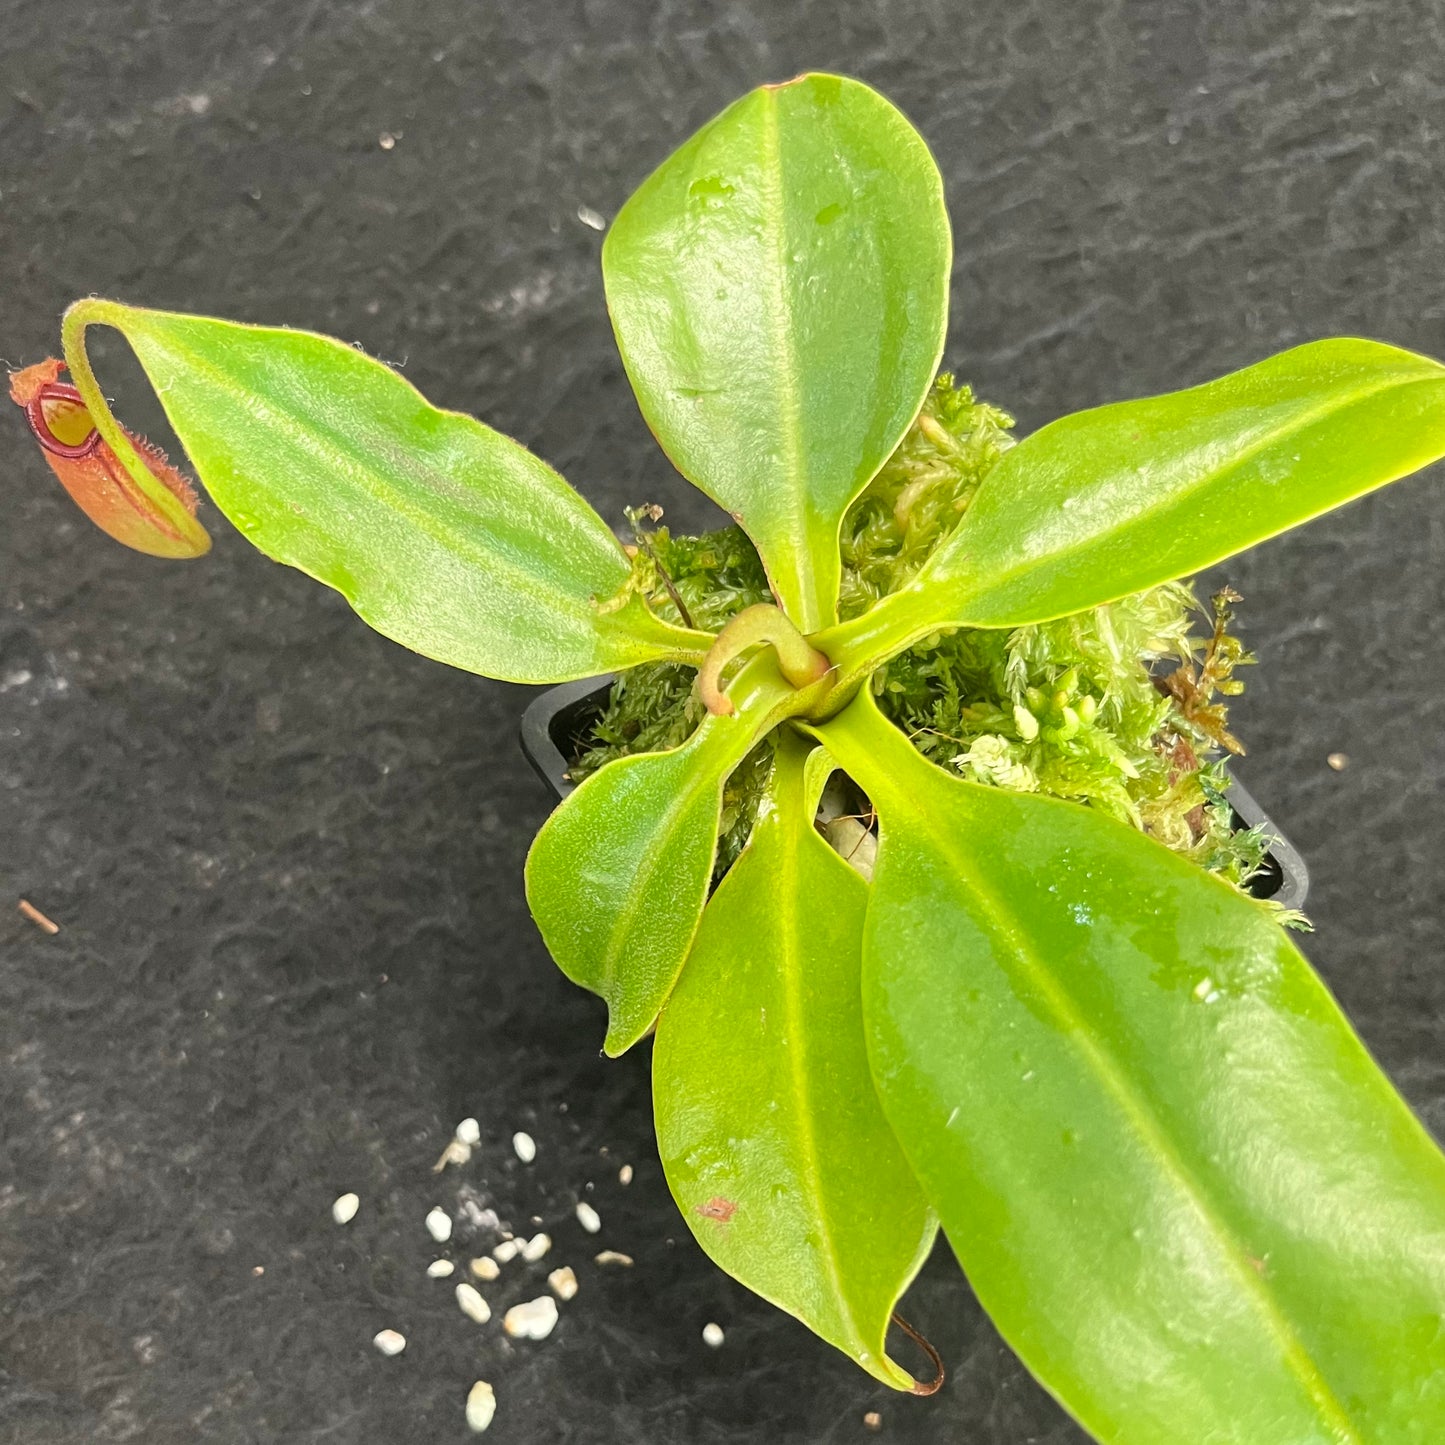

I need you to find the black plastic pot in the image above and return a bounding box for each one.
[520,676,1310,912]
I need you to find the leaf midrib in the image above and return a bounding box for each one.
[757,89,811,626]
[773,823,875,1362]
[598,733,742,1035]
[902,792,1362,1441]
[938,367,1440,611]
[139,327,628,624]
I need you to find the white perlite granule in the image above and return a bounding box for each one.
[425,1207,453,1243]
[455,1282,491,1324]
[702,1322,725,1348]
[575,1201,601,1234]
[512,1131,536,1163]
[503,1295,559,1340]
[331,1193,359,1225]
[372,1329,406,1356]
[547,1266,578,1301]
[466,1380,497,1433]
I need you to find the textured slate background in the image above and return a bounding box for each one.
[2,2,1443,1441]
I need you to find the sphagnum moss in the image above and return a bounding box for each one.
[573,375,1276,899]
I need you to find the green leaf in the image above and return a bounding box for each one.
[525,656,795,1055]
[816,690,1445,1443]
[653,731,936,1390]
[66,299,711,682]
[822,339,1445,665]
[603,72,951,634]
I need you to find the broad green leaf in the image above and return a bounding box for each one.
[821,339,1445,667]
[525,656,795,1055]
[816,690,1445,1444]
[66,299,711,682]
[603,72,950,634]
[653,731,936,1390]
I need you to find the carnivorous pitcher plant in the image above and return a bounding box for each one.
[14,72,1445,1444]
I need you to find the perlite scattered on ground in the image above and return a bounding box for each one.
[864,1411,883,1430]
[466,1380,497,1433]
[334,1110,635,1400]
[503,1295,560,1340]
[702,1322,725,1348]
[1328,752,1350,771]
[455,1282,491,1324]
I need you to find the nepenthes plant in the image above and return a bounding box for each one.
[13,71,1445,1443]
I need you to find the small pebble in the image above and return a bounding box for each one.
[426,1207,453,1243]
[548,1265,578,1301]
[427,1259,456,1278]
[1327,752,1350,772]
[576,1202,601,1234]
[466,1379,497,1433]
[378,131,396,150]
[372,1329,406,1356]
[503,1295,559,1340]
[576,204,607,231]
[594,1250,633,1267]
[864,1411,882,1430]
[456,1282,491,1324]
[456,1117,482,1147]
[331,1193,360,1225]
[470,1256,500,1281]
[702,1322,725,1348]
[618,1164,633,1186]
[520,1232,552,1262]
[512,1131,536,1163]
[492,1238,522,1263]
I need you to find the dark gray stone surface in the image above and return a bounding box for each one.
[1,2,1442,1441]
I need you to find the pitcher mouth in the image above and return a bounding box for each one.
[25,380,102,461]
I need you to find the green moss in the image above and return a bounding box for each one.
[568,376,1287,906]
[837,374,1017,621]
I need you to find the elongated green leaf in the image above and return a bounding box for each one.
[822,339,1445,666]
[68,299,711,682]
[525,657,795,1055]
[653,731,936,1389]
[603,72,950,634]
[816,690,1445,1444]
